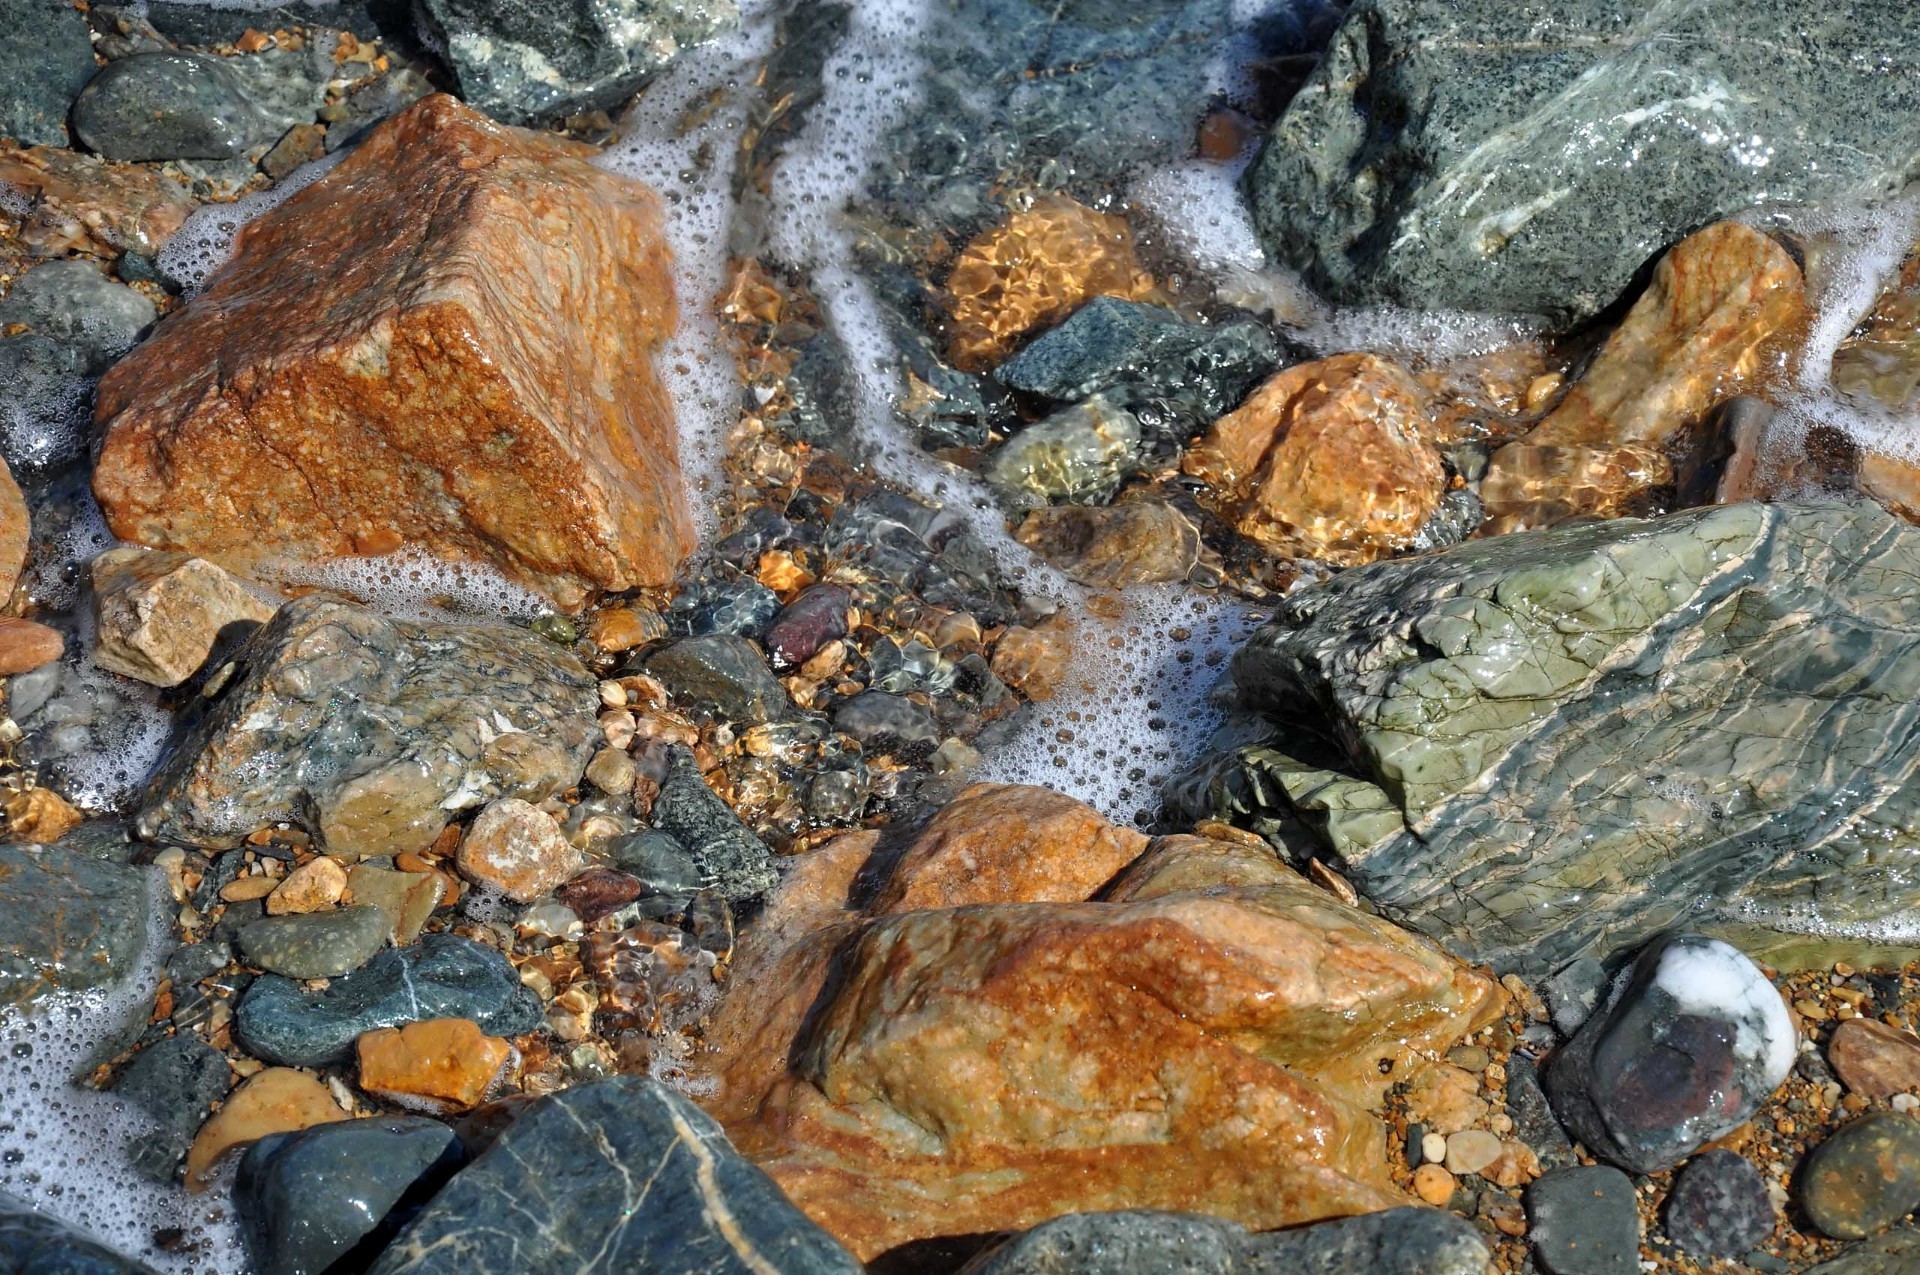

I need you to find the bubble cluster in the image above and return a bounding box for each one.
[257,547,549,623]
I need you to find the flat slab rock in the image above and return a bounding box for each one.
[1200,499,1920,973]
[136,596,598,858]
[92,93,695,608]
[0,840,152,1008]
[367,1076,861,1275]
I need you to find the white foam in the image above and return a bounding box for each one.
[1650,937,1796,1088]
[156,149,346,296]
[256,547,548,623]
[1131,160,1267,274]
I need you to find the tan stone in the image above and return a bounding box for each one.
[1403,1063,1489,1136]
[185,1067,346,1189]
[91,94,695,609]
[944,195,1157,372]
[1830,1018,1920,1099]
[0,618,62,675]
[1013,500,1205,590]
[1481,1139,1543,1189]
[356,1017,514,1114]
[1443,1128,1502,1176]
[0,456,27,604]
[1182,352,1445,566]
[588,603,666,653]
[456,797,581,903]
[1834,250,1920,414]
[1482,221,1806,532]
[220,875,278,902]
[0,144,194,257]
[990,612,1073,702]
[90,548,276,687]
[266,856,348,915]
[344,863,446,944]
[2,787,81,844]
[1412,1163,1457,1206]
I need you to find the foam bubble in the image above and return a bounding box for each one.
[256,547,548,623]
[1130,160,1267,274]
[156,149,346,295]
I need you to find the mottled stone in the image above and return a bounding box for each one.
[368,1077,860,1275]
[0,259,156,374]
[0,1191,157,1273]
[831,691,938,752]
[90,548,275,687]
[649,744,778,902]
[647,635,793,724]
[185,1067,349,1190]
[1526,1167,1639,1275]
[0,452,29,603]
[989,612,1072,702]
[1243,0,1920,321]
[0,144,194,258]
[1831,1019,1920,1099]
[266,856,347,916]
[1482,223,1805,532]
[136,597,597,857]
[668,579,782,640]
[1014,500,1204,589]
[1836,251,1920,416]
[234,933,544,1068]
[1664,1150,1774,1258]
[237,904,390,979]
[0,618,62,675]
[343,864,443,946]
[0,841,151,1007]
[1183,353,1444,566]
[92,94,695,608]
[988,394,1142,507]
[1804,1227,1920,1275]
[356,1018,513,1115]
[236,1117,466,1275]
[111,1032,232,1182]
[555,866,646,923]
[0,0,96,148]
[1799,1112,1920,1240]
[1196,500,1920,972]
[71,52,264,162]
[456,798,582,903]
[765,585,849,671]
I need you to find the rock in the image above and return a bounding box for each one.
[1836,250,1920,416]
[963,1206,1487,1275]
[554,866,646,923]
[987,393,1141,507]
[649,744,778,901]
[1411,1165,1455,1207]
[607,829,704,904]
[583,746,636,798]
[1799,1112,1920,1239]
[0,451,30,602]
[1242,0,1920,321]
[266,856,347,916]
[1504,1053,1576,1171]
[0,259,156,373]
[413,0,738,125]
[1481,223,1805,531]
[0,1191,158,1273]
[110,1032,232,1182]
[2,784,81,843]
[1544,957,1608,1038]
[367,1076,860,1274]
[989,612,1072,702]
[1527,1166,1639,1275]
[0,1,95,147]
[233,933,544,1068]
[765,585,850,671]
[1547,934,1792,1174]
[343,864,444,946]
[707,827,1501,1258]
[1014,500,1204,589]
[647,634,793,724]
[90,549,275,687]
[136,596,598,857]
[0,617,62,674]
[1664,1149,1774,1258]
[236,1117,466,1275]
[1804,1227,1920,1274]
[588,601,667,653]
[456,798,582,903]
[668,579,782,639]
[0,144,194,258]
[237,904,390,979]
[0,841,151,1007]
[1442,1129,1501,1177]
[831,691,939,752]
[185,1067,349,1190]
[92,94,695,609]
[945,195,1157,373]
[356,1018,514,1115]
[259,121,326,179]
[1831,1019,1920,1099]
[1182,352,1444,566]
[71,52,265,161]
[1195,499,1920,972]
[0,332,90,476]
[1402,1065,1487,1137]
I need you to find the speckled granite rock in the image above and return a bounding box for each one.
[414,0,739,125]
[1244,0,1920,320]
[1188,499,1920,972]
[0,0,97,147]
[367,1077,861,1275]
[136,597,597,857]
[0,1191,158,1274]
[0,842,151,1008]
[649,745,778,902]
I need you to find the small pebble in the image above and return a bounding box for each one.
[1413,1162,1456,1206]
[1664,1149,1774,1257]
[1422,1132,1449,1167]
[1445,1129,1503,1176]
[1798,1111,1920,1239]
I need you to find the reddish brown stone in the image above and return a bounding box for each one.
[0,456,27,605]
[990,612,1073,702]
[92,94,695,609]
[0,618,61,675]
[0,144,194,258]
[554,866,646,923]
[1829,1018,1920,1099]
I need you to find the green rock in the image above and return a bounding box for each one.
[236,905,390,979]
[1244,0,1920,321]
[71,53,267,161]
[0,0,97,147]
[0,841,152,1009]
[1190,500,1920,973]
[987,394,1141,507]
[645,634,793,725]
[111,1033,232,1182]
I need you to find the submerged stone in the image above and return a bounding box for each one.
[71,52,265,162]
[1244,0,1920,320]
[647,635,793,725]
[1191,499,1920,972]
[987,394,1142,507]
[1014,500,1205,589]
[649,745,778,902]
[0,841,151,1008]
[137,597,598,858]
[0,1191,158,1273]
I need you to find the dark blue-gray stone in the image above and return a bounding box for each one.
[606,828,704,908]
[233,933,542,1067]
[236,1117,466,1275]
[1527,1167,1640,1275]
[0,1192,157,1274]
[1244,0,1920,322]
[1664,1149,1774,1258]
[783,329,859,451]
[71,52,266,161]
[646,634,793,725]
[236,904,390,979]
[0,334,90,477]
[833,691,940,751]
[367,1077,861,1274]
[668,580,783,640]
[0,0,96,146]
[0,842,152,1008]
[649,745,777,902]
[111,1033,232,1183]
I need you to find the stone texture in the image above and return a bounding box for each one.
[70,52,265,162]
[90,548,276,687]
[1836,250,1920,416]
[1191,499,1920,973]
[0,453,29,604]
[1664,1149,1774,1258]
[987,394,1142,507]
[367,1077,861,1275]
[356,1018,513,1114]
[0,618,62,674]
[1243,0,1920,321]
[649,744,778,902]
[136,596,598,858]
[343,864,444,946]
[0,0,96,147]
[1799,1112,1920,1240]
[0,144,195,258]
[456,798,582,903]
[237,904,390,979]
[1481,222,1806,532]
[1182,353,1444,566]
[704,824,1501,1259]
[989,613,1073,702]
[1013,500,1204,589]
[185,1067,349,1190]
[1526,1166,1639,1275]
[266,856,347,916]
[0,841,151,1007]
[1831,1019,1920,1099]
[92,94,695,609]
[0,1191,157,1274]
[647,635,794,724]
[1804,1227,1920,1275]
[0,259,156,373]
[111,1032,233,1183]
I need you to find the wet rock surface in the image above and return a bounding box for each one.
[109,1032,232,1182]
[1663,1149,1774,1258]
[70,53,266,162]
[90,549,275,687]
[1830,1019,1920,1099]
[235,904,390,979]
[0,840,151,1007]
[1798,1111,1920,1240]
[137,597,598,857]
[0,1,96,148]
[648,744,778,902]
[1526,1166,1640,1275]
[0,1190,157,1273]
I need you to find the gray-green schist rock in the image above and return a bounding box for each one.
[1244,0,1920,321]
[367,1077,861,1275]
[111,1033,232,1182]
[236,904,390,979]
[0,0,97,147]
[1184,500,1920,973]
[0,1192,157,1274]
[0,842,151,1008]
[71,52,267,161]
[1805,1227,1920,1274]
[650,745,778,901]
[987,394,1141,507]
[1527,1167,1640,1275]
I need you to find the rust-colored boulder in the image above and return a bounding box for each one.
[91,94,694,609]
[1182,352,1445,566]
[1481,221,1806,533]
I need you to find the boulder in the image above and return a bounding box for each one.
[1187,499,1920,972]
[92,94,695,609]
[1243,0,1920,320]
[136,597,598,858]
[0,841,152,1007]
[90,548,275,687]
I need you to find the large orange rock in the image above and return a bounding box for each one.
[92,94,694,609]
[1182,352,1445,566]
[700,808,1502,1261]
